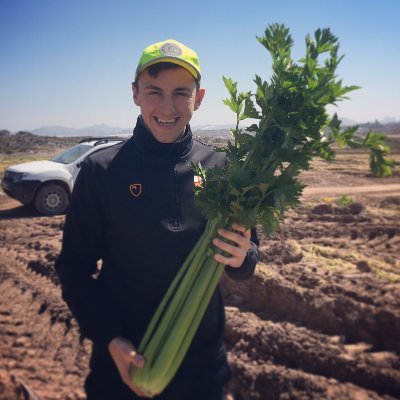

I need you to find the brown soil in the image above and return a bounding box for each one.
[1,148,400,400]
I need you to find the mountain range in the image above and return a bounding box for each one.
[31,124,133,137]
[11,117,400,137]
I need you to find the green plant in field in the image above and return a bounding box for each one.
[335,194,354,206]
[363,131,395,178]
[324,111,395,178]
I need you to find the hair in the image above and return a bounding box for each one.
[133,62,200,92]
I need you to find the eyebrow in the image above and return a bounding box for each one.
[143,85,162,91]
[174,87,192,93]
[143,85,192,94]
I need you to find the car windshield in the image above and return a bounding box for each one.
[52,144,93,164]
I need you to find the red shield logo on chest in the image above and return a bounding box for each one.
[129,183,142,197]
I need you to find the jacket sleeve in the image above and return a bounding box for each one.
[224,227,260,281]
[55,161,123,348]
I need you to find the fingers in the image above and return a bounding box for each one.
[221,224,251,241]
[108,337,147,397]
[231,223,251,238]
[213,224,251,268]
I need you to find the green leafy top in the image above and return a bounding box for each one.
[192,23,360,234]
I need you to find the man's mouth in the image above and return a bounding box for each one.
[155,117,178,127]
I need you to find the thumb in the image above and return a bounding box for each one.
[129,349,145,368]
[108,337,145,368]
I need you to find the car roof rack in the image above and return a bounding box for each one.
[79,136,127,145]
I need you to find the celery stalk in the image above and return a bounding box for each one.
[131,217,223,397]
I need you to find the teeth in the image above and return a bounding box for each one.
[157,117,177,126]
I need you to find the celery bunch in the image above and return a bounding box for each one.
[131,24,358,397]
[130,218,225,397]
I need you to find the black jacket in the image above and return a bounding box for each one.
[56,117,259,392]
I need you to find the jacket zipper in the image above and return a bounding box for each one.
[169,165,183,230]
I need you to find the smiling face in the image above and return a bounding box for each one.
[132,67,205,143]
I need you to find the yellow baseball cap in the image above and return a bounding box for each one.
[135,39,201,81]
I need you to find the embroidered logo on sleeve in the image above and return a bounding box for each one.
[129,183,142,197]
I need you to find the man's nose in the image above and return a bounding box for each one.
[159,95,176,114]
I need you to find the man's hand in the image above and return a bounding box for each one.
[108,337,147,397]
[212,223,251,268]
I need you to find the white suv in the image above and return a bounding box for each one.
[1,137,126,215]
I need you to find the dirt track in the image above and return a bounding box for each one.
[1,150,400,399]
[303,183,400,197]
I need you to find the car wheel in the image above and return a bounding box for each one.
[34,184,69,215]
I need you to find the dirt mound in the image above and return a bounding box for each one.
[380,196,400,209]
[0,133,82,154]
[311,202,364,215]
[0,369,37,400]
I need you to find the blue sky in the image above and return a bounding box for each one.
[1,0,399,131]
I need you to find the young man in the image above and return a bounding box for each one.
[56,39,259,400]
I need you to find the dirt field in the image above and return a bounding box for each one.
[0,145,399,400]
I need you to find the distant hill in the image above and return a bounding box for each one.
[340,117,358,126]
[357,121,400,134]
[31,124,132,137]
[194,128,232,139]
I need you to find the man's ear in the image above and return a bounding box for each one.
[132,82,140,106]
[194,88,205,111]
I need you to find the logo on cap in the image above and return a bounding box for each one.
[160,42,182,57]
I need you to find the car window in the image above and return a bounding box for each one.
[52,144,93,164]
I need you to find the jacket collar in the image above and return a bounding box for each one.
[132,116,193,158]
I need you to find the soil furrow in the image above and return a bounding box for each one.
[225,307,400,398]
[228,356,397,400]
[221,263,400,352]
[0,258,90,400]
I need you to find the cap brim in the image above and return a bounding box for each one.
[135,57,201,81]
